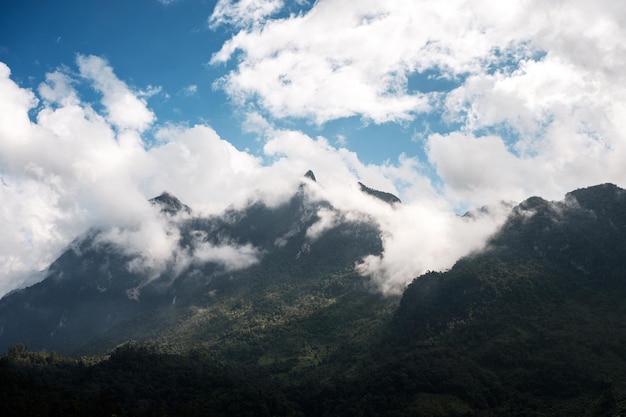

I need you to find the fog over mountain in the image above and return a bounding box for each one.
[3,0,626,300]
[0,59,509,297]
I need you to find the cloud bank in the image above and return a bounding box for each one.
[0,53,505,296]
[3,0,626,297]
[212,0,626,205]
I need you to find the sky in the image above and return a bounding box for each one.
[1,0,626,297]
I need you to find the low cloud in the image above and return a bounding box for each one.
[355,202,510,295]
[305,208,339,242]
[192,239,261,271]
[0,58,283,296]
[95,215,262,286]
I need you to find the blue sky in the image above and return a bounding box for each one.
[1,0,626,295]
[1,0,455,166]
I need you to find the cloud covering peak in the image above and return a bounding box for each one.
[1,55,501,297]
[3,0,626,297]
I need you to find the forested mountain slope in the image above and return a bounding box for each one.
[3,183,626,416]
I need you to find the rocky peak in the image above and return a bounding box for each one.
[304,170,317,182]
[149,192,192,215]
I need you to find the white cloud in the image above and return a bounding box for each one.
[209,0,284,29]
[0,58,271,296]
[5,0,626,298]
[76,55,156,132]
[192,239,261,271]
[209,0,626,202]
[0,56,503,297]
[305,208,339,241]
[356,201,509,295]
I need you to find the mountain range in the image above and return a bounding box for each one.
[2,179,626,416]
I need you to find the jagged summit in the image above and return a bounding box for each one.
[358,182,401,205]
[304,170,317,182]
[149,191,192,215]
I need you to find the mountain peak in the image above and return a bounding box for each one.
[149,192,191,215]
[565,183,624,209]
[304,170,317,182]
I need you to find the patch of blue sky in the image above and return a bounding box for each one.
[272,0,315,19]
[472,112,555,159]
[406,67,467,94]
[484,42,547,76]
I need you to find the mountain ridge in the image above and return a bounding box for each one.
[0,173,394,357]
[3,183,626,416]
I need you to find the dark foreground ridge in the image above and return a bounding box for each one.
[2,183,626,416]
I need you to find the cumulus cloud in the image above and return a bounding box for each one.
[210,0,626,205]
[1,56,443,297]
[0,54,504,298]
[76,55,156,132]
[210,0,439,123]
[0,58,279,296]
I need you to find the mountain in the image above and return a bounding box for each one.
[3,183,626,416]
[0,172,396,362]
[149,191,192,215]
[371,183,626,415]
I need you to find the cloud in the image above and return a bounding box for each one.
[94,213,262,287]
[192,239,261,271]
[0,57,274,296]
[5,0,626,299]
[355,202,509,295]
[258,129,511,294]
[305,208,339,241]
[209,0,540,124]
[209,0,284,30]
[76,55,155,132]
[0,56,505,297]
[210,0,626,199]
[210,0,443,123]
